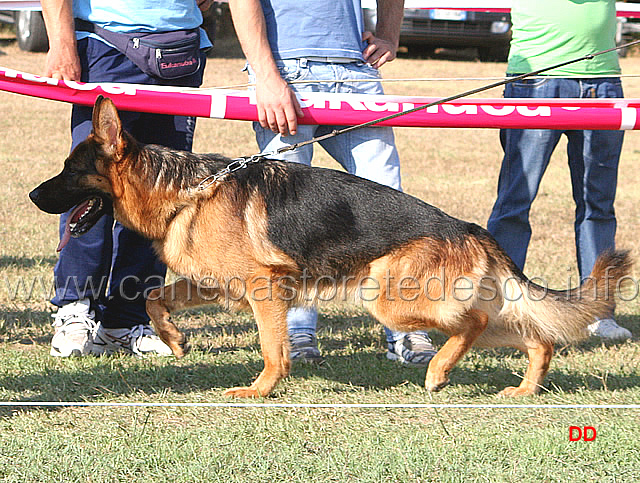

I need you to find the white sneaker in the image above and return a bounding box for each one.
[386,332,437,367]
[289,332,323,363]
[588,318,632,340]
[50,298,98,357]
[91,323,173,356]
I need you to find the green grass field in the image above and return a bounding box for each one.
[0,33,639,481]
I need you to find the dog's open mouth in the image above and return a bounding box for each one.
[57,197,105,252]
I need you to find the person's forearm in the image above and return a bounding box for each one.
[228,0,280,83]
[41,0,81,80]
[375,0,404,48]
[229,0,302,135]
[41,0,76,49]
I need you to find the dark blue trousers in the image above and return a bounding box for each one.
[52,37,205,328]
[487,77,624,280]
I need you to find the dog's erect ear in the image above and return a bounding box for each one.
[91,95,123,156]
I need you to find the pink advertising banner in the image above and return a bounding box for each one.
[2,67,639,130]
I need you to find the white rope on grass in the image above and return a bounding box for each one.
[0,402,639,409]
[206,74,640,91]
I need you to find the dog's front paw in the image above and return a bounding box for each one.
[425,374,450,392]
[161,334,190,359]
[174,342,191,359]
[498,386,537,397]
[223,386,263,398]
[165,340,189,359]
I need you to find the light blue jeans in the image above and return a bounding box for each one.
[487,76,624,280]
[248,58,409,343]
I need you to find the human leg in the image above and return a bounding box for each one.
[52,103,112,312]
[568,78,624,279]
[487,79,565,270]
[101,111,200,330]
[51,38,205,356]
[249,60,435,362]
[567,128,621,279]
[254,122,322,360]
[316,61,435,362]
[287,308,322,363]
[320,126,430,356]
[50,76,114,356]
[249,63,322,357]
[568,78,630,340]
[70,106,174,353]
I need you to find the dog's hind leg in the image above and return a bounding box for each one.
[424,309,489,392]
[146,278,221,358]
[498,341,554,397]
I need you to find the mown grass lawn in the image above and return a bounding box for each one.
[0,33,638,481]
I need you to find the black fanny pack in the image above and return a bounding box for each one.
[75,18,202,79]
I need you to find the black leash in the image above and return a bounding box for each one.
[196,39,640,192]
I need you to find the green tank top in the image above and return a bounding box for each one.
[507,0,620,76]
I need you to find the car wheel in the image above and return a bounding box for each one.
[15,10,49,52]
[406,44,435,58]
[478,45,509,62]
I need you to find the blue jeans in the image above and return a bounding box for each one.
[487,76,624,280]
[51,38,205,328]
[248,58,409,343]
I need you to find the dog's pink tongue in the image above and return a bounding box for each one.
[57,221,72,252]
[57,201,89,252]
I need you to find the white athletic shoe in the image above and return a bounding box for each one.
[386,332,437,367]
[289,332,323,363]
[91,323,173,356]
[50,298,98,357]
[588,318,632,340]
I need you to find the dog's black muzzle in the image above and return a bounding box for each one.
[30,174,112,247]
[29,173,82,214]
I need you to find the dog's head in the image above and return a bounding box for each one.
[29,95,129,251]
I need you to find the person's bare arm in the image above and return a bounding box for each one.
[229,0,303,136]
[41,0,81,80]
[363,0,404,68]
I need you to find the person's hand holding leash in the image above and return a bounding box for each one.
[229,0,304,136]
[255,70,303,136]
[44,41,82,81]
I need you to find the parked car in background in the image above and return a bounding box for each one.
[0,2,48,52]
[3,2,635,60]
[362,5,512,61]
[618,0,640,56]
[0,0,224,54]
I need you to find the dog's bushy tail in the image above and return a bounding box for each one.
[492,249,632,344]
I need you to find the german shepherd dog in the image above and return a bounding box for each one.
[30,96,631,398]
